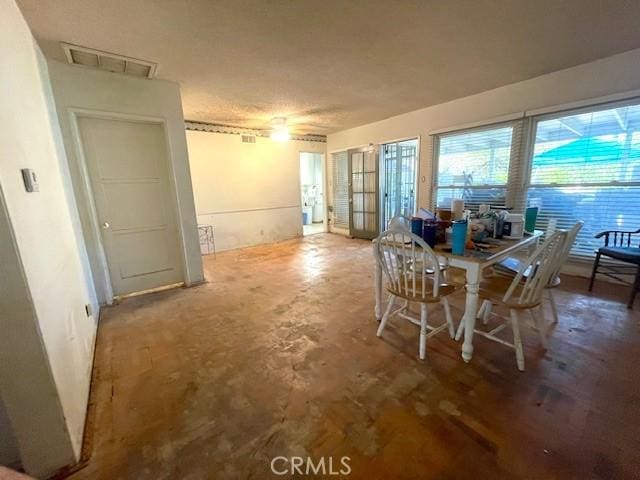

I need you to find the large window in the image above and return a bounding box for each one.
[527,102,640,258]
[434,125,517,210]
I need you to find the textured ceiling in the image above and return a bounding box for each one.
[17,0,640,135]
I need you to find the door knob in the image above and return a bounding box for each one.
[102,222,110,229]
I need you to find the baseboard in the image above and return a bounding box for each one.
[47,308,103,480]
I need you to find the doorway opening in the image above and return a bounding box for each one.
[381,139,418,229]
[300,152,325,236]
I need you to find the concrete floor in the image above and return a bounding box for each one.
[303,223,324,236]
[70,233,640,479]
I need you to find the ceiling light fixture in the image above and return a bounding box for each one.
[270,117,290,141]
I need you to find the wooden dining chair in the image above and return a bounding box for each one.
[387,214,451,280]
[544,221,583,323]
[486,221,583,325]
[455,230,569,371]
[375,228,458,360]
[589,227,640,309]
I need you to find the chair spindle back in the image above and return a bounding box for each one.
[376,229,442,300]
[503,230,569,306]
[548,221,584,283]
[602,228,640,248]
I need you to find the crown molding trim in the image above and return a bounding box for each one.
[184,121,327,143]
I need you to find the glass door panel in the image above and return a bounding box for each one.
[349,148,379,239]
[382,140,418,227]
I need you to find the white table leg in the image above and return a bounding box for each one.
[374,243,382,320]
[461,263,481,363]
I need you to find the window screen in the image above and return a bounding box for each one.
[434,125,516,210]
[527,102,640,258]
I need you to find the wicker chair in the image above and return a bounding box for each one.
[588,228,640,309]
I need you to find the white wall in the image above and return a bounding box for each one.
[0,396,19,469]
[187,130,326,251]
[0,0,95,475]
[327,48,640,211]
[47,61,204,302]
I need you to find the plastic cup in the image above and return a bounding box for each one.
[422,221,437,247]
[410,217,423,236]
[452,220,467,255]
[525,207,539,233]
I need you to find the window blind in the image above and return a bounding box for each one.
[331,151,349,228]
[432,122,525,211]
[527,102,640,258]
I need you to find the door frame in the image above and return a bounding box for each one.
[380,137,420,230]
[68,108,186,303]
[297,151,328,235]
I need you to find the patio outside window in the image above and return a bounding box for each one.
[433,125,520,211]
[527,102,640,258]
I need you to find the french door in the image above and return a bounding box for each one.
[382,140,418,228]
[348,147,379,239]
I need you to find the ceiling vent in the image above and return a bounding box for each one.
[241,134,257,144]
[61,43,158,79]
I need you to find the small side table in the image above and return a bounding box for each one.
[198,224,216,257]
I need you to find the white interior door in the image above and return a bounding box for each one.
[78,116,183,296]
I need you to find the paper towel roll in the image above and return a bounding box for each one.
[451,199,465,220]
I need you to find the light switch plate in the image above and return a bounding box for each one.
[21,168,39,192]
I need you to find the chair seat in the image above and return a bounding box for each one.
[598,246,640,265]
[477,276,541,310]
[387,282,457,303]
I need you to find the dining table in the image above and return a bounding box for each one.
[373,230,544,363]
